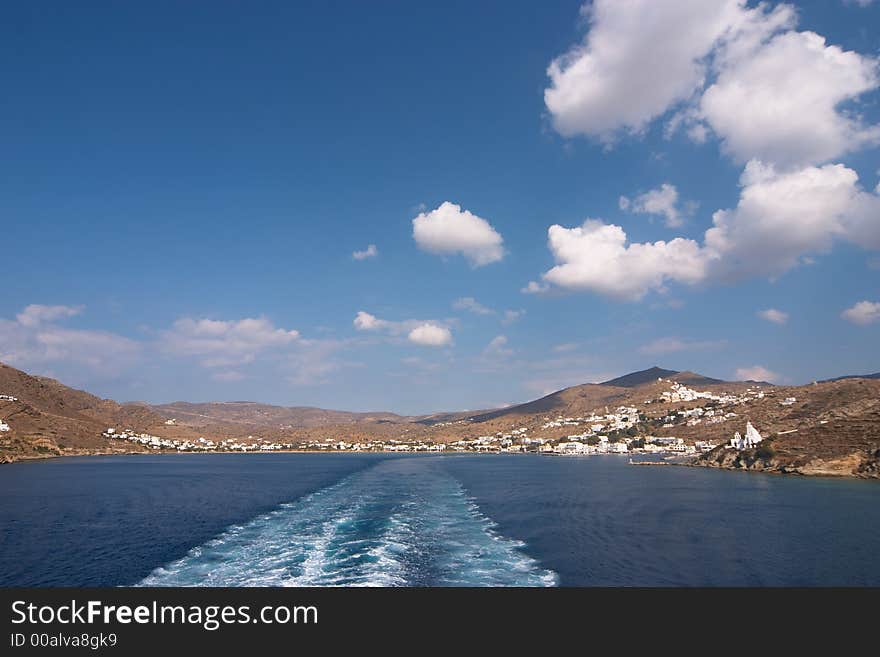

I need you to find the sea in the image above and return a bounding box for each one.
[1,453,878,587]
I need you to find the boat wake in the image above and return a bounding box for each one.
[139,457,557,587]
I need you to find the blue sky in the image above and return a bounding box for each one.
[2,0,879,413]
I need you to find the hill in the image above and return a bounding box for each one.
[691,378,880,478]
[600,366,724,388]
[152,401,405,430]
[3,361,879,477]
[821,372,880,382]
[0,362,173,460]
[600,366,677,387]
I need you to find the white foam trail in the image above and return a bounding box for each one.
[139,458,556,587]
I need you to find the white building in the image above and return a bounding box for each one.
[729,422,763,450]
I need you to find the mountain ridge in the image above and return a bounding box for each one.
[2,360,879,478]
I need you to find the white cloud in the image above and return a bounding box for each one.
[453,297,494,315]
[841,300,880,325]
[700,30,880,167]
[539,220,709,301]
[483,335,512,357]
[704,161,880,280]
[354,311,454,347]
[545,2,880,168]
[353,311,390,332]
[736,365,779,382]
[412,202,504,266]
[452,299,523,326]
[619,183,694,227]
[352,244,378,260]
[407,323,453,347]
[544,0,749,141]
[0,305,140,376]
[757,308,788,325]
[16,304,83,328]
[501,309,525,325]
[521,281,550,295]
[639,337,727,355]
[533,161,880,299]
[161,317,300,367]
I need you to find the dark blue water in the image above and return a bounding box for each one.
[1,454,878,586]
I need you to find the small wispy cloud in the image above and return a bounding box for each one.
[453,297,494,315]
[639,337,727,355]
[352,244,378,260]
[735,365,780,383]
[757,308,789,325]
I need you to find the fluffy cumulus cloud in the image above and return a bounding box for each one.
[757,308,789,325]
[412,202,504,266]
[161,317,300,367]
[545,1,880,167]
[544,0,746,140]
[841,300,880,325]
[532,161,880,299]
[353,311,390,332]
[704,161,880,279]
[0,305,141,376]
[407,323,453,347]
[619,183,694,227]
[352,244,378,260]
[354,311,453,347]
[539,220,709,301]
[735,365,780,382]
[700,30,880,167]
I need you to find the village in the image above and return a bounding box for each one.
[95,378,785,457]
[2,375,785,459]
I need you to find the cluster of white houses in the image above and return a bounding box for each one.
[100,426,715,456]
[102,428,294,452]
[649,380,766,406]
[97,378,781,456]
[0,395,17,432]
[541,406,640,432]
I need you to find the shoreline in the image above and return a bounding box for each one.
[3,448,877,481]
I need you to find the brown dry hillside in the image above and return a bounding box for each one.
[692,379,880,478]
[0,362,170,460]
[2,360,878,477]
[152,401,405,429]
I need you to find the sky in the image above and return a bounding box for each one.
[2,0,879,414]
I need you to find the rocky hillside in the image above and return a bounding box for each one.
[2,360,878,478]
[0,363,176,461]
[691,379,880,478]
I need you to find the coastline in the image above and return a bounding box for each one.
[4,448,879,481]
